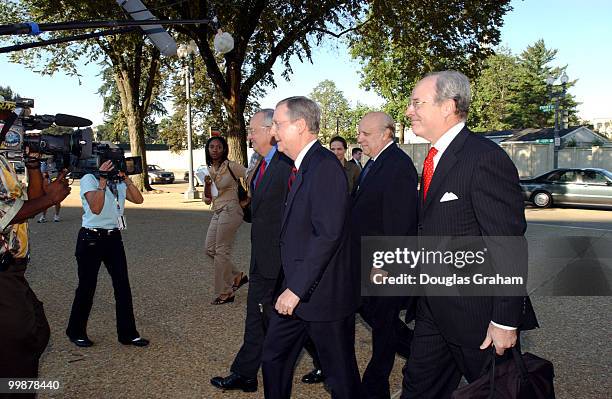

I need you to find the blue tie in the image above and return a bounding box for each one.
[357,159,373,189]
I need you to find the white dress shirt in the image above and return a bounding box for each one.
[294,139,318,170]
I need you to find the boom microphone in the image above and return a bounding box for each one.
[116,0,178,57]
[54,113,92,127]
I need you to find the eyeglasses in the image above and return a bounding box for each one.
[408,100,429,110]
[271,120,292,130]
[247,125,272,134]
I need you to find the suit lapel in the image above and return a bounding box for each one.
[353,143,395,201]
[281,142,320,230]
[252,152,279,213]
[423,128,469,210]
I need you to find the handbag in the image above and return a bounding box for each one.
[452,347,555,399]
[227,163,252,223]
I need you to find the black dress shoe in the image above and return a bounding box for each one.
[119,337,150,347]
[301,369,325,384]
[210,373,257,392]
[69,336,94,348]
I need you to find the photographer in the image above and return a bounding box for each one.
[0,155,70,381]
[66,160,149,348]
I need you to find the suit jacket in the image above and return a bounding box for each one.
[351,144,419,281]
[279,141,359,322]
[249,150,293,279]
[419,127,538,348]
[349,158,362,169]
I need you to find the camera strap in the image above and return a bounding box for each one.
[108,181,120,211]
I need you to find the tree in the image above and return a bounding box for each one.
[469,49,522,131]
[509,39,578,129]
[0,86,20,101]
[3,0,169,191]
[158,56,261,153]
[163,1,364,165]
[309,80,351,144]
[349,0,513,127]
[469,40,579,131]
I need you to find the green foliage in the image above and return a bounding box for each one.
[0,86,20,101]
[349,0,512,125]
[470,40,579,132]
[162,0,365,164]
[309,80,351,144]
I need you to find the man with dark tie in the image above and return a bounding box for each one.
[211,109,320,392]
[350,147,363,169]
[401,71,538,398]
[352,112,418,399]
[261,96,360,398]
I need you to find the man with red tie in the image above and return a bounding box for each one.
[262,96,360,398]
[401,71,538,398]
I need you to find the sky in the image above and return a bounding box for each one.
[1,0,611,127]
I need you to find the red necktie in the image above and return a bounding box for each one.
[254,159,267,189]
[288,166,297,190]
[422,147,438,201]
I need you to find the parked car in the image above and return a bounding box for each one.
[520,168,612,209]
[147,164,174,184]
[9,160,25,174]
[184,165,206,186]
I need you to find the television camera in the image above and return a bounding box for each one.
[0,97,141,180]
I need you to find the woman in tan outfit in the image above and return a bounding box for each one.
[203,136,248,305]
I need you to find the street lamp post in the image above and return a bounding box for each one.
[178,40,200,200]
[546,72,568,169]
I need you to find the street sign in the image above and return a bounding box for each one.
[539,105,554,112]
[536,139,553,144]
[554,137,561,147]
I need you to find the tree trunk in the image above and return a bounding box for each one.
[114,71,153,191]
[398,123,405,144]
[224,90,248,166]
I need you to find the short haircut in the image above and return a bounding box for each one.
[426,70,471,119]
[205,136,229,166]
[276,96,320,134]
[329,136,347,149]
[351,147,362,156]
[254,108,274,127]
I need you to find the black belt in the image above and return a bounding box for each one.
[82,227,121,236]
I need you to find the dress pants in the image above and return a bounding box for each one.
[359,296,414,399]
[66,228,139,342]
[230,272,277,377]
[0,264,50,394]
[262,312,360,399]
[205,203,243,297]
[401,298,515,399]
[231,272,322,378]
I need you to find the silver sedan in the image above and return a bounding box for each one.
[520,168,612,209]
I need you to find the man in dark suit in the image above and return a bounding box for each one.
[350,147,363,169]
[210,109,319,392]
[401,71,538,398]
[261,96,360,398]
[352,112,418,399]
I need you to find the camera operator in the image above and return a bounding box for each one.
[66,160,149,348]
[0,155,70,382]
